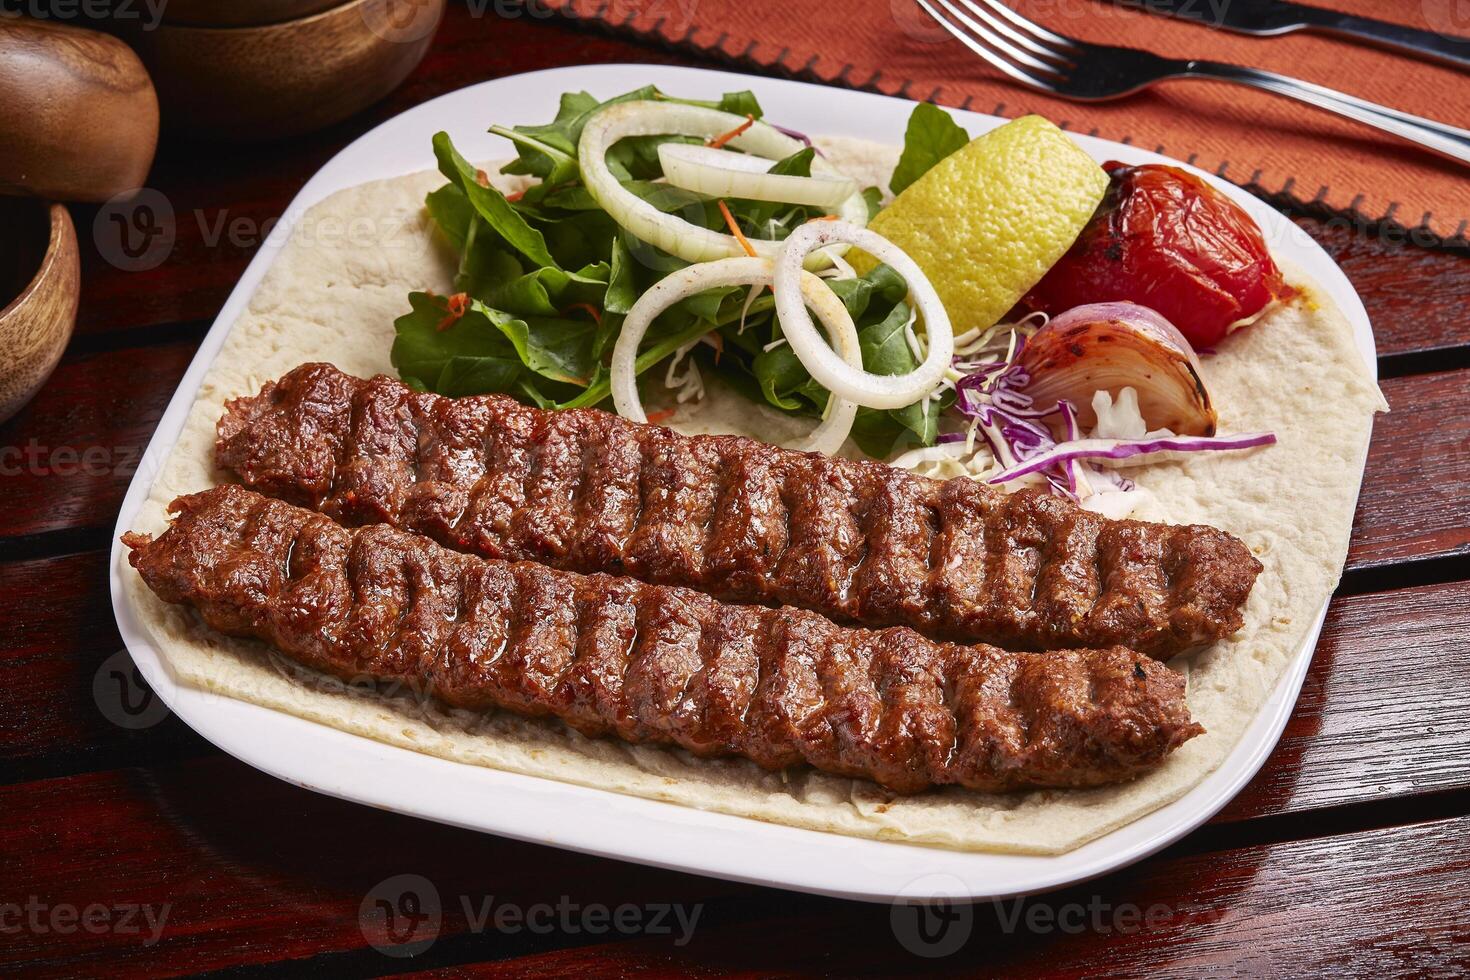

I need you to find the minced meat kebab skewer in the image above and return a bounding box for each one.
[124,485,1203,794]
[215,363,1261,658]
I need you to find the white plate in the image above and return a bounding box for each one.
[110,63,1376,904]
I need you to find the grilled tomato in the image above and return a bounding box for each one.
[1026,162,1291,348]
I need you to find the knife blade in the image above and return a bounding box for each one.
[1116,0,1470,71]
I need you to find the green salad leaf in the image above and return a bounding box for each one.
[889,102,971,196]
[394,86,945,459]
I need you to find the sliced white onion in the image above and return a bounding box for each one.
[773,220,954,410]
[610,256,862,455]
[657,143,859,208]
[578,102,868,268]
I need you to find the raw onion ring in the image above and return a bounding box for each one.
[773,220,954,410]
[578,102,868,268]
[611,256,862,455]
[657,143,858,208]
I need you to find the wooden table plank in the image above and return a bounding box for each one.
[0,342,196,543]
[0,553,210,782]
[2,756,1463,976]
[1346,369,1470,574]
[1294,218,1470,362]
[0,758,746,978]
[396,816,1470,977]
[1217,579,1470,820]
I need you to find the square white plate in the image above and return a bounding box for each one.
[110,63,1376,904]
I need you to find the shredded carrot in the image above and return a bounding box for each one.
[812,214,840,222]
[436,292,470,331]
[475,168,491,188]
[561,302,603,324]
[707,113,755,149]
[719,200,758,258]
[646,408,677,424]
[706,332,724,365]
[505,188,526,203]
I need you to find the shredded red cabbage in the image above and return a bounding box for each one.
[947,332,1269,503]
[771,123,825,158]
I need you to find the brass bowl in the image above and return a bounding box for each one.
[0,200,80,425]
[0,17,158,202]
[124,0,446,142]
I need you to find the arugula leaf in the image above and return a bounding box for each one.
[604,237,637,314]
[486,126,580,188]
[752,343,810,412]
[484,308,599,387]
[863,186,885,222]
[455,221,522,297]
[433,131,557,268]
[424,184,475,248]
[858,299,942,450]
[392,293,525,397]
[485,263,609,318]
[889,102,970,196]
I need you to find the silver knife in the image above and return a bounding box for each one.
[1117,0,1470,71]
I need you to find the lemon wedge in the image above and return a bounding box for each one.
[856,115,1108,332]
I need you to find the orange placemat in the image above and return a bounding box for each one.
[544,0,1470,242]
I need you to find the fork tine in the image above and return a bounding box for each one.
[967,0,1083,52]
[915,0,1064,93]
[927,0,1071,76]
[951,0,1072,63]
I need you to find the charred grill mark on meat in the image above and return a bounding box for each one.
[215,363,1262,657]
[125,486,1204,794]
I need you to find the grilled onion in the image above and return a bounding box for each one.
[1018,302,1217,436]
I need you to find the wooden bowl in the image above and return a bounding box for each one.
[0,18,159,202]
[124,0,446,142]
[160,0,345,27]
[0,200,80,425]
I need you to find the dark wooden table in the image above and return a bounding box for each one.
[4,5,1469,976]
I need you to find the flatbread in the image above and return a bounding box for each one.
[121,137,1385,854]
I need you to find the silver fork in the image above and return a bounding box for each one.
[915,0,1470,166]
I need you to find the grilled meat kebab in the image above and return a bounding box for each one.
[220,365,1264,658]
[215,364,1261,658]
[125,486,1203,794]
